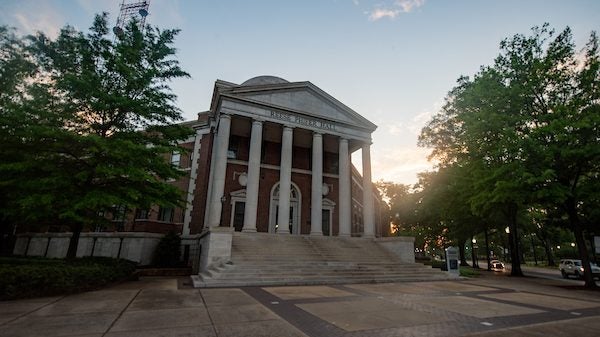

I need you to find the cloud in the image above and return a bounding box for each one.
[367,0,425,21]
[407,99,443,135]
[368,8,400,21]
[386,122,405,136]
[371,146,433,185]
[76,0,97,15]
[12,7,62,38]
[395,0,425,12]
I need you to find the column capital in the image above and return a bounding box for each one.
[282,124,295,131]
[312,131,323,137]
[251,118,264,125]
[219,113,232,120]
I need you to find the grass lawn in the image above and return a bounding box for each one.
[460,266,481,277]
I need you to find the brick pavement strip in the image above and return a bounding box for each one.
[244,275,600,337]
[1,274,600,337]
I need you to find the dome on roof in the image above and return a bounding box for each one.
[240,75,289,86]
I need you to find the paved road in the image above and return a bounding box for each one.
[1,272,600,337]
[487,262,599,285]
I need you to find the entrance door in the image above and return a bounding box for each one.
[270,203,299,234]
[232,201,245,232]
[322,209,331,236]
[269,182,301,234]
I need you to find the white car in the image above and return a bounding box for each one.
[489,260,505,272]
[559,259,600,279]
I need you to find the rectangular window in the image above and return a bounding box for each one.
[112,205,127,222]
[171,151,181,167]
[158,207,174,222]
[228,136,240,159]
[135,208,148,219]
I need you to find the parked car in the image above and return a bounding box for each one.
[559,259,600,279]
[489,260,505,272]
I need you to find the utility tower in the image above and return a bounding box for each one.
[113,0,150,36]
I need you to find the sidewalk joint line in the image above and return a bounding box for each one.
[198,289,220,337]
[0,295,66,327]
[101,289,141,337]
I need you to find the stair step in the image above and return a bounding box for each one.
[193,234,452,288]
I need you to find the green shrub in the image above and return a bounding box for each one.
[153,231,182,267]
[0,257,136,300]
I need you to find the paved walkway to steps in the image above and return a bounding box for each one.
[2,273,600,337]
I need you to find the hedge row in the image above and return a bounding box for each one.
[0,256,136,300]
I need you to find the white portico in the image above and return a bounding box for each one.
[201,76,378,237]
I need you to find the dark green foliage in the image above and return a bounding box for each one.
[418,24,600,286]
[0,257,136,300]
[0,14,193,257]
[153,231,181,267]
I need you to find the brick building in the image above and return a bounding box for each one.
[121,75,389,238]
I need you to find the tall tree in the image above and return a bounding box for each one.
[499,26,600,286]
[420,25,600,283]
[0,26,37,255]
[1,14,193,258]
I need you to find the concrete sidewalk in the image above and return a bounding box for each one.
[1,272,599,337]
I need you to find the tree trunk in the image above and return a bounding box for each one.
[485,229,492,271]
[542,237,555,266]
[66,222,83,259]
[589,235,597,264]
[530,235,538,266]
[508,205,523,276]
[459,239,468,266]
[566,199,596,289]
[0,220,14,256]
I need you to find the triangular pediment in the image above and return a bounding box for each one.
[214,78,376,132]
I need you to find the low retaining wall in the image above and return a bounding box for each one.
[375,236,415,263]
[198,227,234,273]
[14,232,164,265]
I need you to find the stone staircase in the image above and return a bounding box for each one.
[192,232,453,287]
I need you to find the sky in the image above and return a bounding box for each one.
[1,0,599,185]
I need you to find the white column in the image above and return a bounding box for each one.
[242,119,263,232]
[207,114,231,227]
[277,126,293,234]
[338,138,351,237]
[362,143,375,238]
[310,132,323,235]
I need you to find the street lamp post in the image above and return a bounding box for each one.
[471,238,479,269]
[505,226,511,263]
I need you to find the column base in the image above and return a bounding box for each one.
[242,228,257,233]
[310,231,323,236]
[337,233,351,237]
[276,229,290,235]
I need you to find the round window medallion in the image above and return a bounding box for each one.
[322,183,329,196]
[238,173,248,186]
